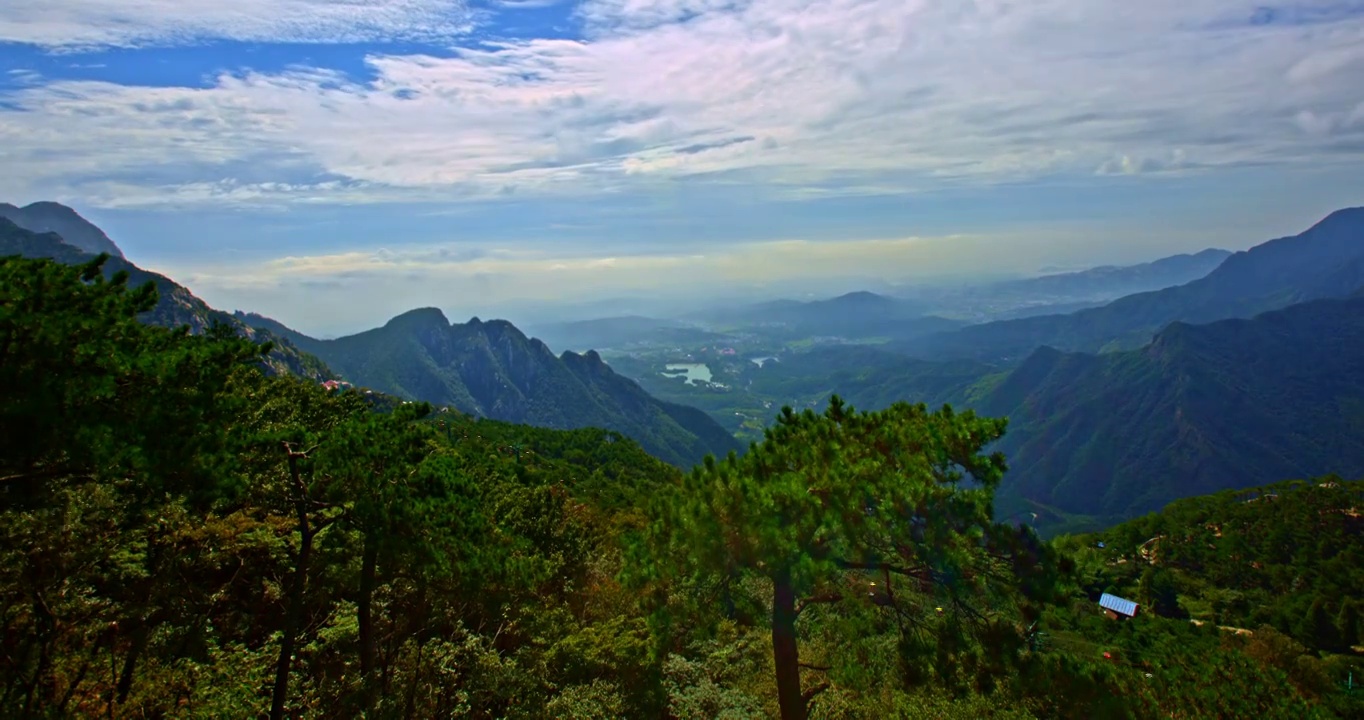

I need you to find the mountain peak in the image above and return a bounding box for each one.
[482,318,523,334]
[1299,206,1364,239]
[0,201,124,259]
[1317,206,1364,225]
[386,307,449,329]
[830,290,891,304]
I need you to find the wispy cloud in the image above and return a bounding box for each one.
[0,0,476,49]
[1,0,1362,210]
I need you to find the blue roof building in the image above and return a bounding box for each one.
[1099,593,1140,619]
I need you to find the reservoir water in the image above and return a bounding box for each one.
[662,363,712,385]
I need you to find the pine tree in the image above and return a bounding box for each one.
[638,397,1060,720]
[1336,599,1360,651]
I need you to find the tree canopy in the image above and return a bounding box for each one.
[2,253,1360,718]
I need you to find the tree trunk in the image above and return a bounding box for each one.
[358,534,379,702]
[771,567,805,720]
[114,621,150,703]
[271,452,313,720]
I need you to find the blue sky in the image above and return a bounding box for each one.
[2,0,1363,336]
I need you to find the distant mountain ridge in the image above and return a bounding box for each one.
[692,290,963,341]
[0,215,332,381]
[1003,248,1232,297]
[520,314,727,353]
[898,207,1364,361]
[0,201,124,258]
[239,307,744,468]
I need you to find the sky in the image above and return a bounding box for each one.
[1,0,1363,336]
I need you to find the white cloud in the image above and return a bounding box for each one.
[0,0,475,49]
[1,0,1363,209]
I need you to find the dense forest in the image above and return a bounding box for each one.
[3,253,1363,718]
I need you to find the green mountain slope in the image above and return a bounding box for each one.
[978,294,1364,520]
[899,207,1364,362]
[746,345,995,410]
[240,307,743,468]
[0,216,333,381]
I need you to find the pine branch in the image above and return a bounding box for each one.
[802,682,831,706]
[796,593,843,616]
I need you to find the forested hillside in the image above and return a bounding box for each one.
[0,202,735,471]
[1046,478,1364,718]
[3,254,1360,718]
[980,293,1364,523]
[1069,478,1364,647]
[239,307,742,469]
[0,216,332,382]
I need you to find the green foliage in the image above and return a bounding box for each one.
[1,216,335,383]
[2,254,1358,718]
[1076,478,1364,649]
[641,397,1063,719]
[0,253,267,506]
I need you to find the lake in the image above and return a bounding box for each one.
[662,363,713,385]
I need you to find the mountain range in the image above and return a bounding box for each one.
[689,290,964,341]
[237,308,743,468]
[662,207,1363,528]
[7,199,1363,531]
[0,200,741,469]
[983,248,1231,300]
[895,208,1364,362]
[772,290,1364,528]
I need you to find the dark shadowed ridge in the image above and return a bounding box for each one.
[978,292,1364,522]
[0,201,124,259]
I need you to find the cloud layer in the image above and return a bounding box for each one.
[0,0,476,49]
[2,0,1362,210]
